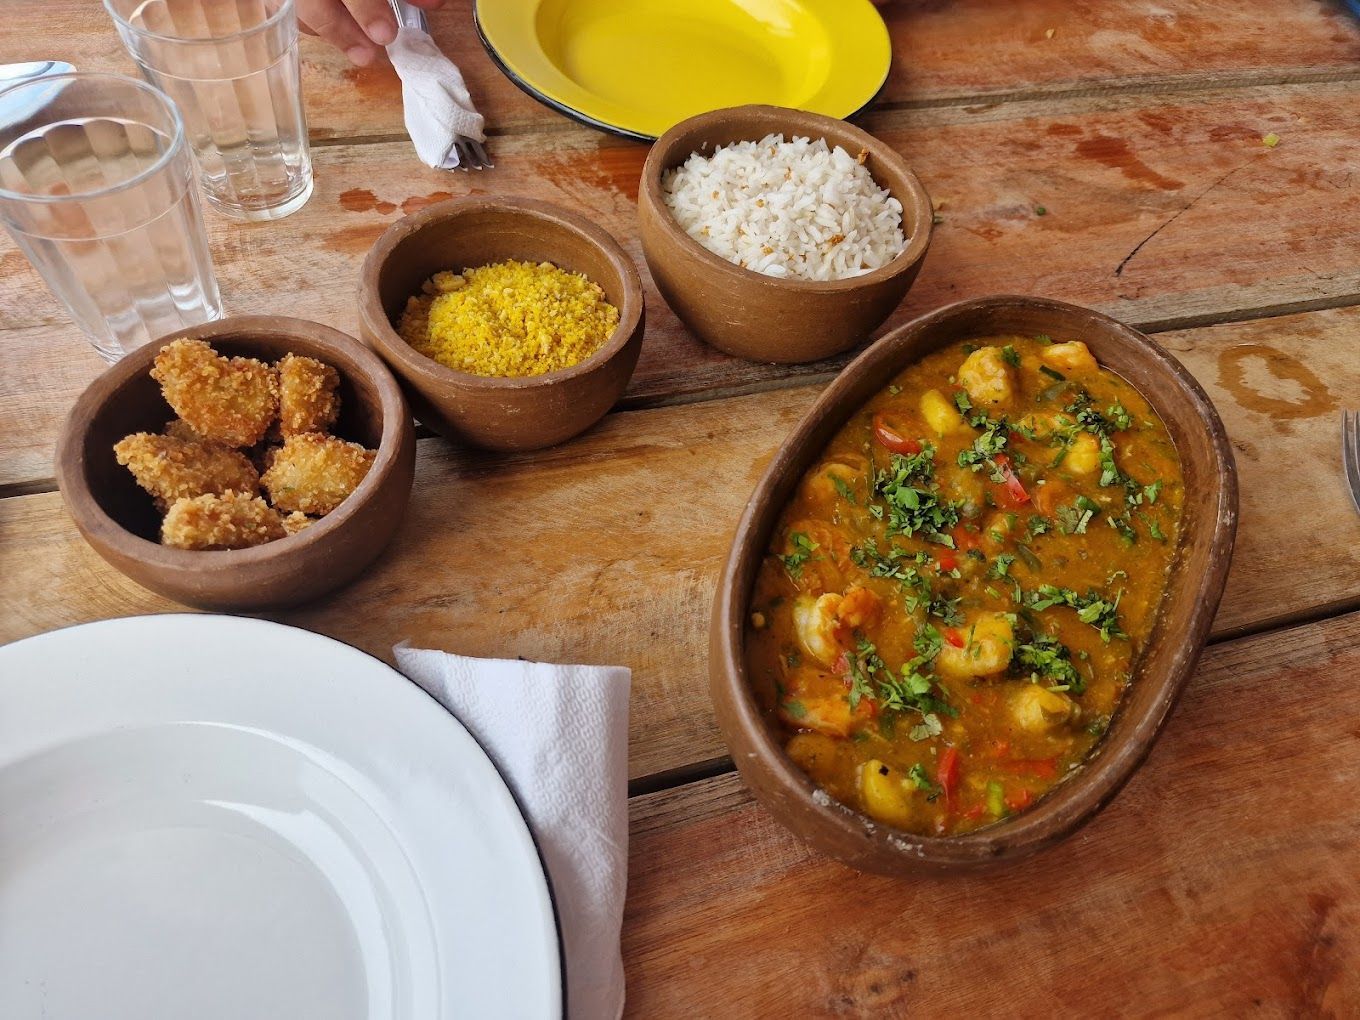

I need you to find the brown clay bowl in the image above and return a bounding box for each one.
[710,295,1238,875]
[55,316,417,613]
[358,196,645,452]
[638,104,933,364]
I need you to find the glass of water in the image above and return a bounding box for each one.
[0,72,223,361]
[105,0,314,221]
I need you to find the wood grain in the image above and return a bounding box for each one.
[9,0,1357,140]
[622,609,1360,1017]
[4,82,1360,488]
[1,306,1356,782]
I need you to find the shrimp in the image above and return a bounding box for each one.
[936,611,1015,680]
[776,667,875,737]
[1012,684,1081,733]
[792,586,883,668]
[957,346,1016,408]
[1042,341,1099,377]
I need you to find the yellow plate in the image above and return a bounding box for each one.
[474,0,892,140]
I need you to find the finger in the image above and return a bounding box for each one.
[297,0,379,64]
[339,0,400,46]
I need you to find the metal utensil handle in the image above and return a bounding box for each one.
[390,0,428,33]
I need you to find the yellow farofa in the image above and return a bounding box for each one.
[398,260,620,378]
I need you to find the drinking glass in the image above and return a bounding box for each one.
[0,72,223,361]
[105,0,314,221]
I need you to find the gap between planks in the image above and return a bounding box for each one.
[305,63,1360,152]
[7,287,1360,503]
[619,593,1360,801]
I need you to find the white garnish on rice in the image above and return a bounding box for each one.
[660,133,907,282]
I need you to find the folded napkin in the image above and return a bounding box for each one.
[394,644,630,1020]
[386,26,485,169]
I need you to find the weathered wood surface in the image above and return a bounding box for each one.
[622,608,1360,1017]
[5,4,1360,1011]
[4,82,1360,489]
[2,306,1356,782]
[10,0,1358,141]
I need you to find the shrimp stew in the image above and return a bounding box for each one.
[745,336,1184,836]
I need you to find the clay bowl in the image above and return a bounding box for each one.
[710,295,1238,875]
[56,316,417,613]
[358,196,645,452]
[638,104,933,364]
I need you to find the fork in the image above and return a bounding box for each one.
[389,0,493,171]
[1344,410,1360,515]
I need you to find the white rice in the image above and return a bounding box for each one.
[660,133,907,282]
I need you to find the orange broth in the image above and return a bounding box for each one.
[744,335,1183,836]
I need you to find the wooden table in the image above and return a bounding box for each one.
[4,1,1360,1013]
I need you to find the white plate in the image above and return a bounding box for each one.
[0,616,561,1019]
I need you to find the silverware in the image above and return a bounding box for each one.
[389,0,492,171]
[1344,410,1360,515]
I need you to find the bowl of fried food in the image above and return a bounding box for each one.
[55,316,417,612]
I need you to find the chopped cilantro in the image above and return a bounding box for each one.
[909,713,944,742]
[1000,344,1021,367]
[987,553,1017,579]
[1056,494,1100,535]
[907,763,942,801]
[1144,479,1163,504]
[779,531,819,578]
[783,699,807,719]
[1107,514,1138,546]
[1026,515,1050,539]
[1015,543,1043,571]
[1015,632,1086,694]
[1039,365,1066,381]
[830,473,856,504]
[872,448,961,545]
[1026,584,1126,642]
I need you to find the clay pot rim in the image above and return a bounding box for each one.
[640,104,934,295]
[711,294,1238,868]
[357,195,645,392]
[55,315,411,568]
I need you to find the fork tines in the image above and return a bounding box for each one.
[454,138,493,171]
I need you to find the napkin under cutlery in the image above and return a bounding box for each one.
[394,644,630,1020]
[386,24,485,169]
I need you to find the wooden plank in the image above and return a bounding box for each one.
[9,1,1357,141]
[2,306,1357,781]
[3,80,1360,488]
[622,609,1360,1017]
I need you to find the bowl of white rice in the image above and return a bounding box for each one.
[639,104,932,363]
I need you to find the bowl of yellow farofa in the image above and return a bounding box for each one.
[358,196,645,452]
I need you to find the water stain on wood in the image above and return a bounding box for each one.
[1075,135,1185,191]
[339,188,396,214]
[342,64,400,101]
[1217,343,1337,419]
[339,189,461,216]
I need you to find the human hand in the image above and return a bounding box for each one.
[296,0,446,66]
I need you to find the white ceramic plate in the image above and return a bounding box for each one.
[0,616,561,1019]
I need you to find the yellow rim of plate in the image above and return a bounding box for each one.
[473,0,891,140]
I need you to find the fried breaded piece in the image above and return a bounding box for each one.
[114,432,259,512]
[261,433,375,515]
[278,353,340,437]
[282,511,314,535]
[161,491,285,550]
[151,338,279,448]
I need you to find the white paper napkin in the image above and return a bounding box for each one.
[386,26,485,169]
[394,643,630,1020]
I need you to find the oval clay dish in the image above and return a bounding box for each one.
[710,295,1238,875]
